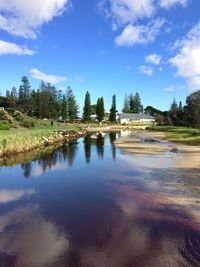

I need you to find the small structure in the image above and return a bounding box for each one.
[90,114,98,121]
[0,107,5,111]
[117,113,155,125]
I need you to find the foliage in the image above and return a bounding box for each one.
[109,94,117,122]
[0,122,10,130]
[83,91,91,122]
[122,92,143,114]
[96,97,105,122]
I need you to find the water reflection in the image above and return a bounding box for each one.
[0,205,69,267]
[0,131,200,267]
[19,133,118,177]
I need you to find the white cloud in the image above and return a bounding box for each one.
[163,85,186,92]
[30,68,67,84]
[0,0,70,39]
[115,18,165,46]
[0,40,34,55]
[160,0,188,9]
[98,0,189,46]
[169,22,200,91]
[0,189,35,204]
[145,53,161,64]
[139,65,153,76]
[98,0,155,29]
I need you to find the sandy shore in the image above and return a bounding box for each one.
[86,125,147,132]
[114,131,200,168]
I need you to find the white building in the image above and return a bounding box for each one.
[117,113,155,125]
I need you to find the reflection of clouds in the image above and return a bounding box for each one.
[78,184,195,267]
[31,162,68,177]
[0,189,36,204]
[0,205,69,267]
[119,152,175,169]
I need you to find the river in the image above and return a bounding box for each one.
[0,131,200,267]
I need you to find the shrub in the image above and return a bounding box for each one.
[20,119,35,128]
[0,122,10,130]
[14,111,24,121]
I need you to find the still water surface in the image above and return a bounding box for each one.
[0,131,200,267]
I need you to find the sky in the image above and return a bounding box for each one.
[0,0,200,112]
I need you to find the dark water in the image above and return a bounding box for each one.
[0,131,200,267]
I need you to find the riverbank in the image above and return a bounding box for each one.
[147,126,200,145]
[0,123,86,157]
[115,131,200,168]
[86,124,147,132]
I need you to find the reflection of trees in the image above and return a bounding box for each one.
[68,140,78,166]
[96,134,104,159]
[21,162,32,178]
[109,132,117,161]
[20,141,78,177]
[83,135,91,164]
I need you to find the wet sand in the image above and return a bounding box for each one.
[115,131,200,168]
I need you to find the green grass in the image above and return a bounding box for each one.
[147,126,200,145]
[0,122,81,154]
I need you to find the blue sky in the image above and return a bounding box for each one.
[0,0,200,112]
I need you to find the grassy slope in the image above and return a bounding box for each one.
[0,122,81,153]
[147,126,200,145]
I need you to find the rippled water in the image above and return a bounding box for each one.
[0,131,200,267]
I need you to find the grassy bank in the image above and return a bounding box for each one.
[0,123,82,156]
[147,126,200,145]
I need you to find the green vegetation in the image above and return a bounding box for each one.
[109,94,117,122]
[122,92,143,114]
[147,126,200,145]
[83,91,91,122]
[0,123,81,155]
[96,97,105,122]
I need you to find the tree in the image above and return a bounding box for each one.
[185,90,200,128]
[66,87,79,121]
[179,101,183,111]
[96,97,105,122]
[169,98,179,126]
[6,90,10,97]
[18,76,31,114]
[122,94,130,113]
[170,98,178,110]
[61,95,67,120]
[11,87,17,100]
[83,91,91,122]
[130,92,143,113]
[109,94,117,122]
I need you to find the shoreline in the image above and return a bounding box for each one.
[0,129,87,158]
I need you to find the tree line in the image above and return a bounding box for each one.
[1,76,118,122]
[1,75,200,128]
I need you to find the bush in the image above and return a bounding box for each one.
[14,111,24,121]
[20,119,35,128]
[0,122,10,130]
[0,110,13,123]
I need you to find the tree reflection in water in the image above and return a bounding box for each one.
[20,133,119,177]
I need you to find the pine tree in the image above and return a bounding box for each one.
[96,97,105,122]
[122,94,130,113]
[11,87,17,99]
[6,90,10,97]
[109,94,117,122]
[61,95,67,120]
[67,87,79,121]
[18,76,31,114]
[130,92,142,113]
[83,91,91,121]
[178,101,183,110]
[170,98,178,110]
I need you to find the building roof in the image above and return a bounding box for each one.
[118,113,155,119]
